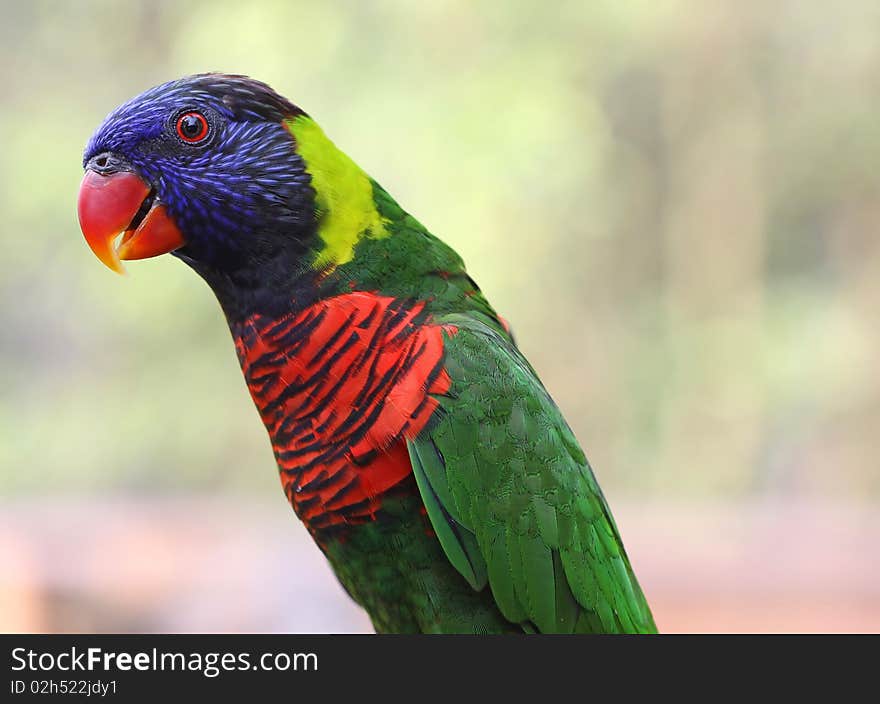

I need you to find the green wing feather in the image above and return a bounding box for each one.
[407,315,656,633]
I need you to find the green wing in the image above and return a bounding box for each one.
[407,315,656,633]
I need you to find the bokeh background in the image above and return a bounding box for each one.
[1,1,878,633]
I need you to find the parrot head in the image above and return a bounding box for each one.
[77,74,319,294]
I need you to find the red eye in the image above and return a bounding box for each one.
[176,111,209,143]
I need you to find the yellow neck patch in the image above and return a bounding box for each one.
[285,115,390,270]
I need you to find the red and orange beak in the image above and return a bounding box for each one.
[77,169,185,274]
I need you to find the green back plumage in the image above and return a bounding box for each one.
[408,318,656,633]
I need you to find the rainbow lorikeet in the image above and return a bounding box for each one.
[77,74,656,634]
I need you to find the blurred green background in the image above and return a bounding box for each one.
[1,1,878,632]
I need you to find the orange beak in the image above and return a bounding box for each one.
[77,170,185,274]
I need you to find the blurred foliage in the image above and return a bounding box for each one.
[0,0,877,499]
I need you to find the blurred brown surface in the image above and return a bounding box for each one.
[1,497,877,634]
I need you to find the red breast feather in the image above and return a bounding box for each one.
[233,292,455,533]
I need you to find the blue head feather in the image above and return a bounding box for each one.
[83,74,317,285]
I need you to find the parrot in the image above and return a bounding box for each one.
[76,74,656,634]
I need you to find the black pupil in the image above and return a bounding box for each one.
[180,114,204,139]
